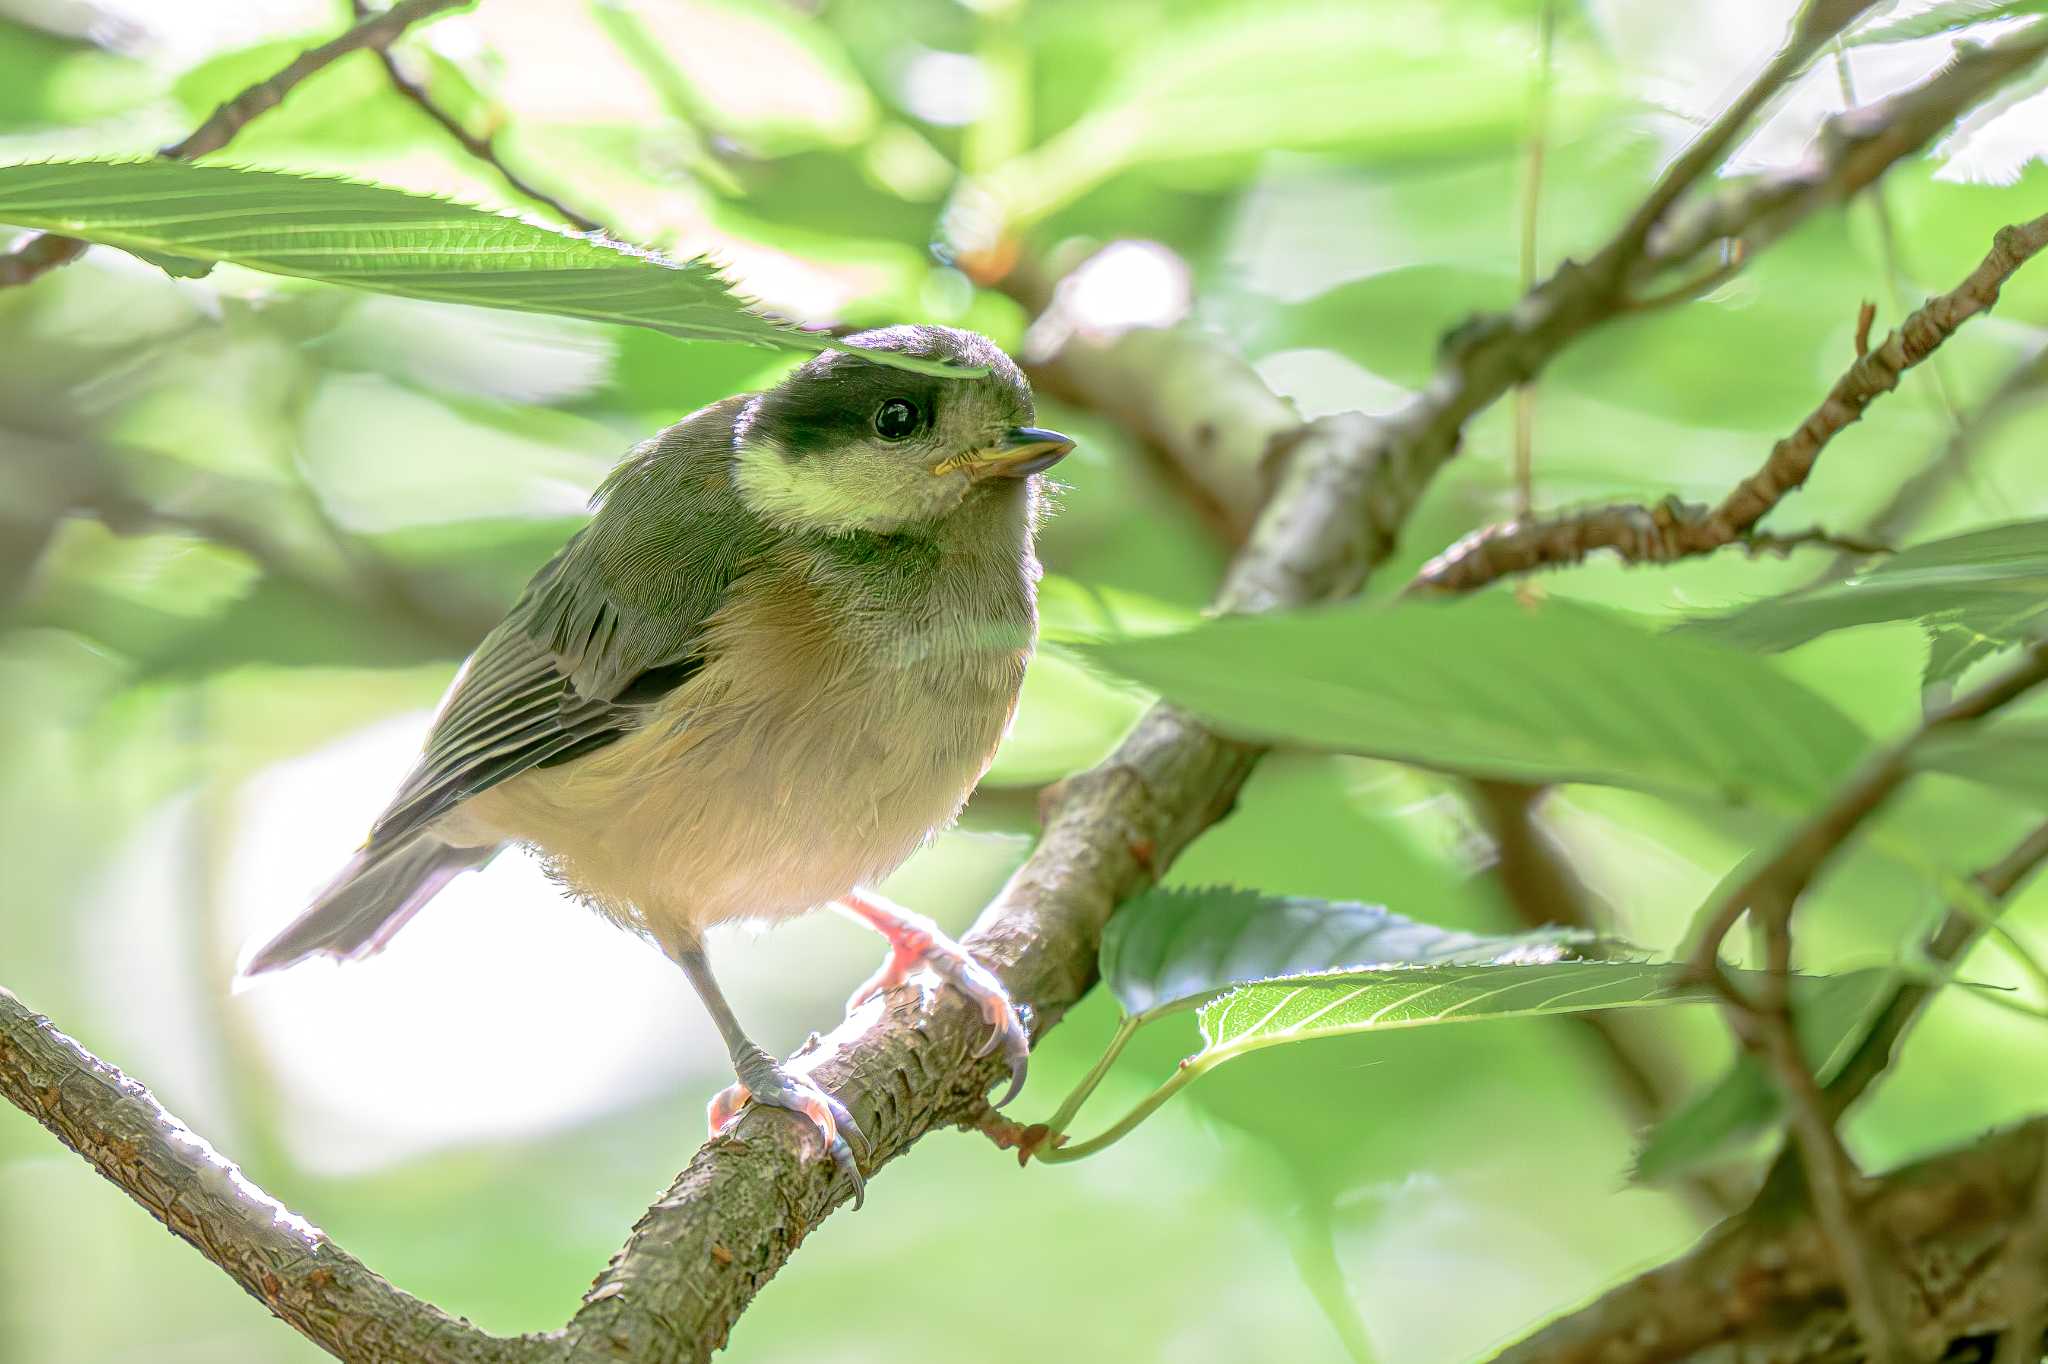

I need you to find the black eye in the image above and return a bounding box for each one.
[873,397,921,441]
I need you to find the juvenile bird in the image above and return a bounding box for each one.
[245,325,1070,1199]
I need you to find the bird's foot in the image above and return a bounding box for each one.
[843,896,1030,1108]
[708,1049,869,1207]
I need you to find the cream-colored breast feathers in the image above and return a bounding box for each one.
[445,541,1029,950]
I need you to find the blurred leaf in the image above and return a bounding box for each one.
[0,159,968,374]
[1631,969,1894,1184]
[1075,596,1871,813]
[1915,720,2048,804]
[982,2,1604,227]
[1684,520,2048,672]
[593,0,876,156]
[1100,885,1589,1021]
[0,17,151,130]
[1848,0,2048,44]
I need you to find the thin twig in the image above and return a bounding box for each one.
[1834,38,1967,430]
[1738,887,1910,1361]
[0,0,469,291]
[1688,641,2048,972]
[1512,1,1557,518]
[166,0,471,159]
[1467,780,1745,1220]
[1619,238,1749,312]
[351,0,604,232]
[1410,213,2048,595]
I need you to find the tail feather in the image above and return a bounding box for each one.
[242,836,497,976]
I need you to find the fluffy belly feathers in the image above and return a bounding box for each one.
[445,580,1027,948]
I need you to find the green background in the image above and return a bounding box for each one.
[3,1,2047,1361]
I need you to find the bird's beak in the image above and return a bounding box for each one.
[932,426,1076,480]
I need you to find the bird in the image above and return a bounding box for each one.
[243,324,1071,1201]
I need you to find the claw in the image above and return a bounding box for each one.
[710,1058,868,1208]
[837,893,1031,1108]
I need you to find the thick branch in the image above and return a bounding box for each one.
[0,989,523,1364]
[1486,1117,2048,1364]
[1412,210,2048,594]
[6,8,2046,1363]
[0,0,469,290]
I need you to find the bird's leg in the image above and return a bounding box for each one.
[668,937,869,1206]
[835,889,1030,1107]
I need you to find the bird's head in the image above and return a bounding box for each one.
[730,325,1073,536]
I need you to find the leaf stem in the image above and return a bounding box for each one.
[1041,1014,1140,1138]
[1035,1060,1209,1162]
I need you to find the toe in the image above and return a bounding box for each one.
[706,1081,750,1137]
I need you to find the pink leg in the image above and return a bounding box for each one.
[836,889,1031,1107]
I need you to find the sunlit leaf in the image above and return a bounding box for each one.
[1101,885,1588,1021]
[0,159,968,374]
[1075,596,1870,813]
[1848,0,2048,45]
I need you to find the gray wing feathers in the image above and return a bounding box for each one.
[246,398,766,978]
[369,395,765,852]
[243,836,494,974]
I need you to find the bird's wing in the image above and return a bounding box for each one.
[365,397,766,850]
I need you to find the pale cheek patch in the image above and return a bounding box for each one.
[732,436,967,535]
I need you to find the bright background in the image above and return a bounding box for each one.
[4,1,2048,1361]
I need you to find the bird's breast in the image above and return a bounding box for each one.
[464,554,1032,940]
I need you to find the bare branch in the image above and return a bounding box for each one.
[0,0,470,291]
[351,0,604,232]
[1486,1117,2048,1364]
[0,988,526,1364]
[1411,211,2048,595]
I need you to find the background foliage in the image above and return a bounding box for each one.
[3,1,2048,1361]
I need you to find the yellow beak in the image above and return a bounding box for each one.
[932,426,1076,479]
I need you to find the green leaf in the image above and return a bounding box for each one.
[1849,0,2048,45]
[1684,519,2048,670]
[0,159,969,375]
[1074,596,1869,814]
[1194,960,1719,1058]
[1915,720,2048,805]
[1101,885,1589,1022]
[1630,969,1894,1185]
[1042,954,1759,1162]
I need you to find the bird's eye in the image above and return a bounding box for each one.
[873,398,921,441]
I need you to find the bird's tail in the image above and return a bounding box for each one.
[241,836,497,977]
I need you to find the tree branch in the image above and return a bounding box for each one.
[7,8,2047,1362]
[0,0,470,290]
[1411,210,2048,595]
[1486,1116,2048,1364]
